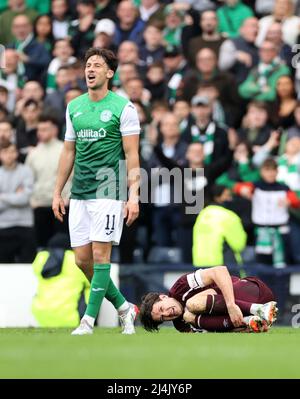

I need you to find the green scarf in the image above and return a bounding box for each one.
[255,226,286,268]
[256,57,281,88]
[15,33,34,77]
[277,154,300,195]
[191,121,215,165]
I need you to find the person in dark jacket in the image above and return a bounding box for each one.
[238,101,273,150]
[152,137,233,263]
[147,112,188,247]
[183,48,241,127]
[68,0,97,59]
[114,0,145,47]
[182,95,234,170]
[8,14,51,83]
[187,10,226,68]
[218,17,259,85]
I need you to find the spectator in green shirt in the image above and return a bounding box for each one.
[163,4,185,47]
[0,0,38,45]
[0,0,50,15]
[217,141,260,189]
[217,0,254,38]
[239,40,290,102]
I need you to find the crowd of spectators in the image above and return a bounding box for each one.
[0,0,300,268]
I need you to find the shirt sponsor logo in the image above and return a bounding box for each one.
[77,128,107,141]
[100,110,112,122]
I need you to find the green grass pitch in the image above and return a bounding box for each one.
[0,327,299,379]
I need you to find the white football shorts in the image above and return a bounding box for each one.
[69,198,125,247]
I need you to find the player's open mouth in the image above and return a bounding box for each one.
[88,75,96,83]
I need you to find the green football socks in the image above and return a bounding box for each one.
[105,278,127,310]
[85,263,111,319]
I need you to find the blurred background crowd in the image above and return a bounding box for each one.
[0,0,300,269]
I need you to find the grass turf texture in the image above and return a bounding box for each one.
[0,327,299,379]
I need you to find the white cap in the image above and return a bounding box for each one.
[191,95,210,106]
[95,19,116,36]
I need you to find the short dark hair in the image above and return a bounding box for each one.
[0,85,8,94]
[139,292,163,332]
[57,65,71,73]
[78,0,95,7]
[0,120,13,127]
[145,21,164,31]
[148,61,164,70]
[84,47,118,73]
[261,158,277,170]
[247,100,269,113]
[38,113,60,128]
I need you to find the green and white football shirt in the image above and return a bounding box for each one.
[65,90,140,200]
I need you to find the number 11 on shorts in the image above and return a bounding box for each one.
[105,214,115,235]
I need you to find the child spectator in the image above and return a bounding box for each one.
[46,39,76,94]
[145,62,165,102]
[139,22,165,67]
[234,158,300,267]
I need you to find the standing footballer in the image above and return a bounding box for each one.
[52,48,140,335]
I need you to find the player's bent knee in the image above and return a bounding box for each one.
[186,297,207,313]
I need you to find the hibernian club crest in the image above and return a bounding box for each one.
[100,110,112,122]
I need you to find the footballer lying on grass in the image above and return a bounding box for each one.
[140,266,278,333]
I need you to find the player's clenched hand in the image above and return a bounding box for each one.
[124,200,139,226]
[52,193,66,223]
[227,303,245,327]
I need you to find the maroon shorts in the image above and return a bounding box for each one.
[243,276,275,303]
[233,276,275,304]
[213,276,275,304]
